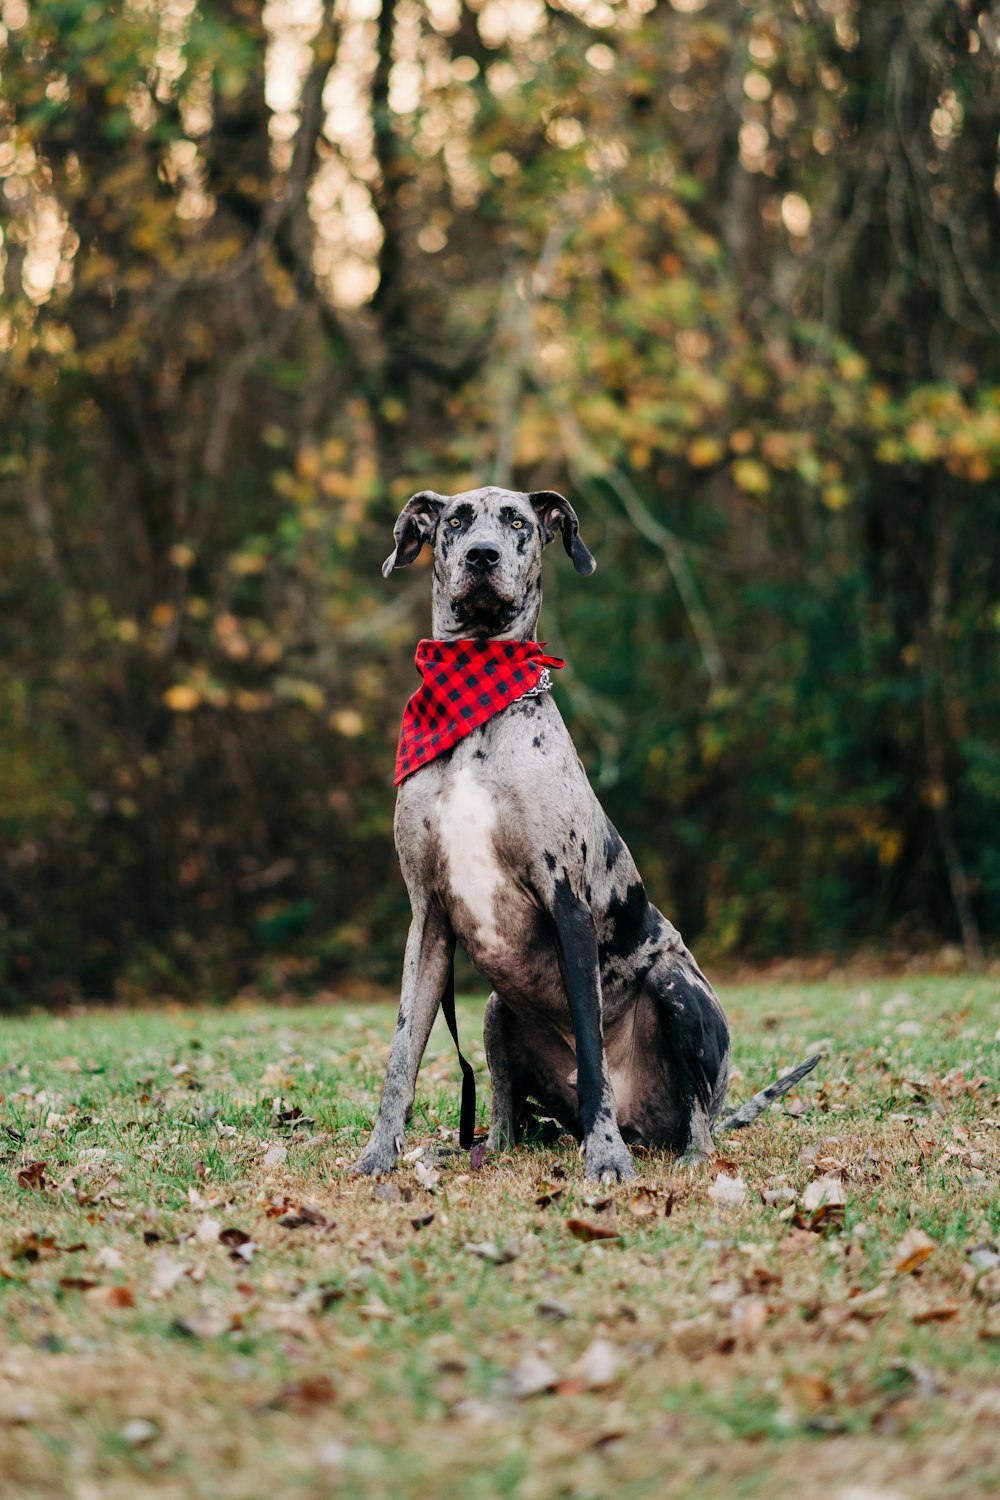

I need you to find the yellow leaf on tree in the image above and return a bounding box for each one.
[163,685,200,713]
[732,458,770,495]
[688,436,724,468]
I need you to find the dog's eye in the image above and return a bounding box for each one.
[448,518,462,529]
[511,519,524,529]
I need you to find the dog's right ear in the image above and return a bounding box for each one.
[382,491,446,578]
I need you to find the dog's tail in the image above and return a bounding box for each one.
[717,1053,823,1134]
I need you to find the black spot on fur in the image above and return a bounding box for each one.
[422,818,431,831]
[569,829,577,842]
[650,963,728,1143]
[598,880,651,970]
[473,749,486,761]
[603,821,625,871]
[544,851,556,871]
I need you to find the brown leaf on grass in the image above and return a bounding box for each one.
[893,1227,936,1274]
[410,1212,435,1231]
[796,1173,846,1231]
[372,1182,401,1205]
[11,1233,59,1262]
[268,1373,335,1410]
[534,1181,564,1208]
[627,1187,658,1218]
[469,1141,489,1171]
[581,1194,614,1212]
[567,1218,620,1243]
[17,1162,46,1191]
[277,1204,328,1228]
[58,1275,100,1291]
[219,1227,252,1248]
[784,1372,834,1414]
[910,1298,960,1324]
[87,1283,136,1310]
[263,1195,296,1218]
[710,1155,740,1178]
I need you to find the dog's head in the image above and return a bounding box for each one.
[382,485,595,639]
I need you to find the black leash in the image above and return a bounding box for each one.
[439,961,476,1150]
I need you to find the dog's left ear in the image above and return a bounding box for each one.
[382,490,446,577]
[529,490,596,576]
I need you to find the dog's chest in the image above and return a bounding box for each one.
[434,765,509,952]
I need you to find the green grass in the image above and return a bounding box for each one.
[0,975,998,1499]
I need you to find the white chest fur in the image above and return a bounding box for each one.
[437,767,504,950]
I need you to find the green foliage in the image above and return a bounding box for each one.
[1,0,998,1001]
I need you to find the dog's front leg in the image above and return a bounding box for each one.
[347,904,454,1177]
[551,882,636,1183]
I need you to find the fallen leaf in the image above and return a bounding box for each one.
[469,1142,489,1171]
[562,1339,619,1390]
[707,1173,747,1208]
[358,1295,393,1322]
[508,1354,558,1398]
[269,1374,335,1410]
[893,1227,936,1275]
[466,1240,516,1264]
[219,1226,252,1248]
[94,1246,125,1271]
[149,1253,191,1299]
[414,1161,440,1190]
[910,1298,960,1324]
[87,1284,136,1309]
[171,1309,231,1339]
[627,1188,658,1218]
[372,1183,401,1205]
[17,1162,46,1191]
[195,1215,221,1245]
[262,1143,288,1169]
[784,1371,834,1414]
[410,1212,435,1231]
[119,1418,158,1448]
[797,1173,846,1230]
[11,1233,59,1262]
[567,1218,620,1243]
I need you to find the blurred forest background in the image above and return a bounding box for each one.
[2,0,999,1007]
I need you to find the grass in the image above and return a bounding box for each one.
[0,974,997,1499]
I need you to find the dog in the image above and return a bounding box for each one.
[349,486,818,1181]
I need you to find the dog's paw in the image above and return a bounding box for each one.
[583,1134,637,1184]
[345,1134,402,1178]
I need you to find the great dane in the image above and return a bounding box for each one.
[349,486,818,1182]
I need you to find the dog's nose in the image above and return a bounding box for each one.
[466,544,500,571]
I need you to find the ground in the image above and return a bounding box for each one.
[0,975,998,1500]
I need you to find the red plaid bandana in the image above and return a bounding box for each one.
[395,639,565,785]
